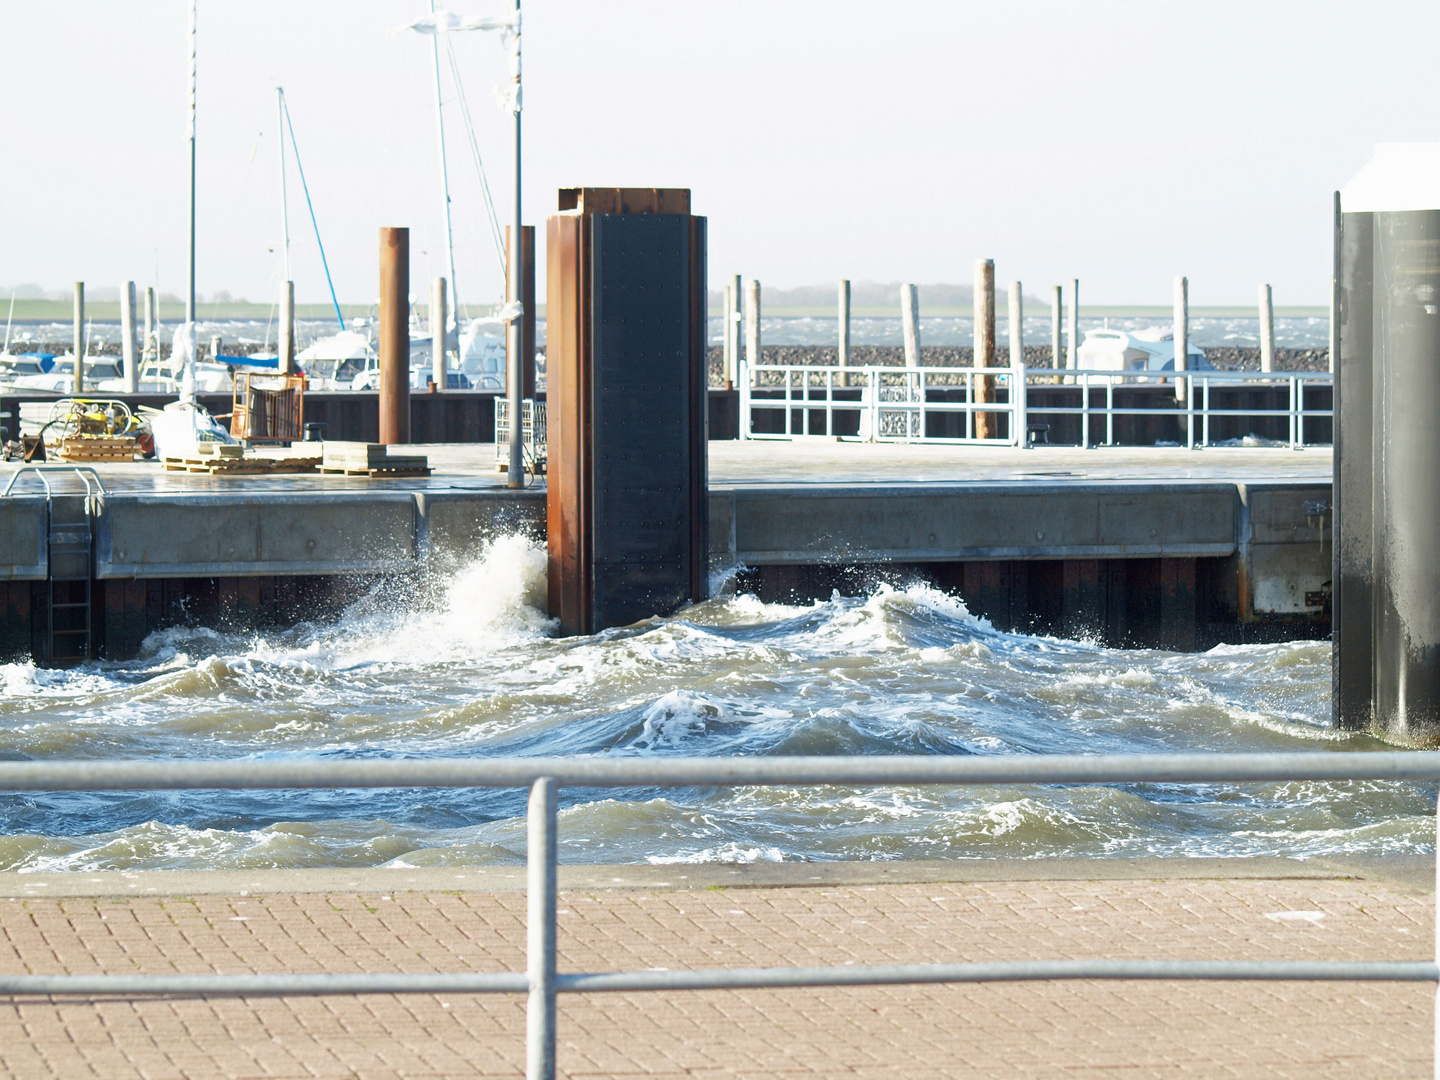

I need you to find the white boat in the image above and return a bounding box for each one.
[13,354,126,393]
[295,328,375,388]
[457,319,506,389]
[0,352,58,390]
[1077,328,1210,373]
[95,357,233,394]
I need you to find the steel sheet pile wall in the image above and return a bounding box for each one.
[546,188,708,635]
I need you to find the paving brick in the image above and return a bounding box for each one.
[0,876,1431,1078]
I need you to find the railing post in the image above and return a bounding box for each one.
[1080,373,1090,449]
[527,777,558,1080]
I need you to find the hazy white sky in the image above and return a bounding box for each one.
[1,1,1435,309]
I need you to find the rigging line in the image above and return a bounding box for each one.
[444,33,508,293]
[280,98,345,330]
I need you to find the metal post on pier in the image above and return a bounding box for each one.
[526,776,557,1080]
[901,283,921,366]
[1174,276,1189,414]
[72,282,84,394]
[1051,285,1062,370]
[1259,283,1275,373]
[279,281,295,375]
[838,278,850,386]
[431,276,447,390]
[1067,278,1079,369]
[143,287,155,366]
[121,282,139,393]
[1009,281,1025,446]
[973,261,995,439]
[378,227,410,445]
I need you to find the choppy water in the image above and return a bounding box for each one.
[0,536,1426,873]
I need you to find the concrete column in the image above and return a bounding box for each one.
[431,276,448,390]
[838,278,851,372]
[973,260,995,438]
[121,281,139,393]
[378,227,410,444]
[745,279,761,371]
[72,282,84,394]
[1051,285,1062,369]
[1173,276,1189,406]
[279,281,295,375]
[1066,278,1079,369]
[1259,283,1275,373]
[901,283,921,366]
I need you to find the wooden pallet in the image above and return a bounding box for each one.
[55,436,138,463]
[318,466,432,478]
[163,455,319,475]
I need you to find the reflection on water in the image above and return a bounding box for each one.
[0,535,1425,872]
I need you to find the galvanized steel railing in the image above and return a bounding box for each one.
[0,752,1433,1080]
[738,362,1333,449]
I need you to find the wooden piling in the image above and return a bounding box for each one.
[431,276,448,390]
[973,261,995,439]
[745,280,761,372]
[722,282,733,388]
[1009,281,1026,446]
[901,283,921,367]
[838,278,851,381]
[1258,282,1275,373]
[1067,278,1079,369]
[1051,285,1062,370]
[72,282,84,393]
[279,281,295,375]
[121,281,139,393]
[378,227,410,444]
[1174,276,1189,407]
[728,274,742,388]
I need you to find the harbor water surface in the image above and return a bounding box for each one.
[0,536,1427,872]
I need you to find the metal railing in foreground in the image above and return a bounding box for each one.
[0,752,1434,1080]
[738,361,1333,449]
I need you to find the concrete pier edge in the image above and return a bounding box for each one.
[0,854,1428,899]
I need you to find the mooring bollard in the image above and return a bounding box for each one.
[72,281,84,394]
[279,281,295,375]
[971,261,995,438]
[1259,282,1275,374]
[378,227,410,444]
[838,278,850,386]
[121,281,139,393]
[901,283,921,367]
[431,276,447,390]
[1067,278,1079,370]
[1173,276,1189,415]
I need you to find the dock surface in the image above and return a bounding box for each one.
[0,858,1424,1079]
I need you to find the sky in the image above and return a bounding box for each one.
[1,1,1437,311]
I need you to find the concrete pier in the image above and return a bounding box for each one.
[0,443,1331,660]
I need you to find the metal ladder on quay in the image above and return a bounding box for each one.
[2,466,107,666]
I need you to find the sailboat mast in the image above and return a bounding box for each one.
[429,0,459,331]
[277,87,291,284]
[186,0,197,330]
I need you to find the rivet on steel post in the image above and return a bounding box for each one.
[527,775,557,1080]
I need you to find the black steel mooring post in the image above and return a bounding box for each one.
[1336,146,1440,741]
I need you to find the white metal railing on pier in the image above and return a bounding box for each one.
[0,751,1434,1080]
[737,362,1333,449]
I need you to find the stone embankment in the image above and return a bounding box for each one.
[707,345,1330,383]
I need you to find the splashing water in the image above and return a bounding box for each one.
[0,535,1425,872]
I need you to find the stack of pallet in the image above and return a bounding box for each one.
[163,443,321,475]
[54,436,137,463]
[319,442,431,478]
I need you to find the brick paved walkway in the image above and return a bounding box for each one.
[0,869,1430,1079]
